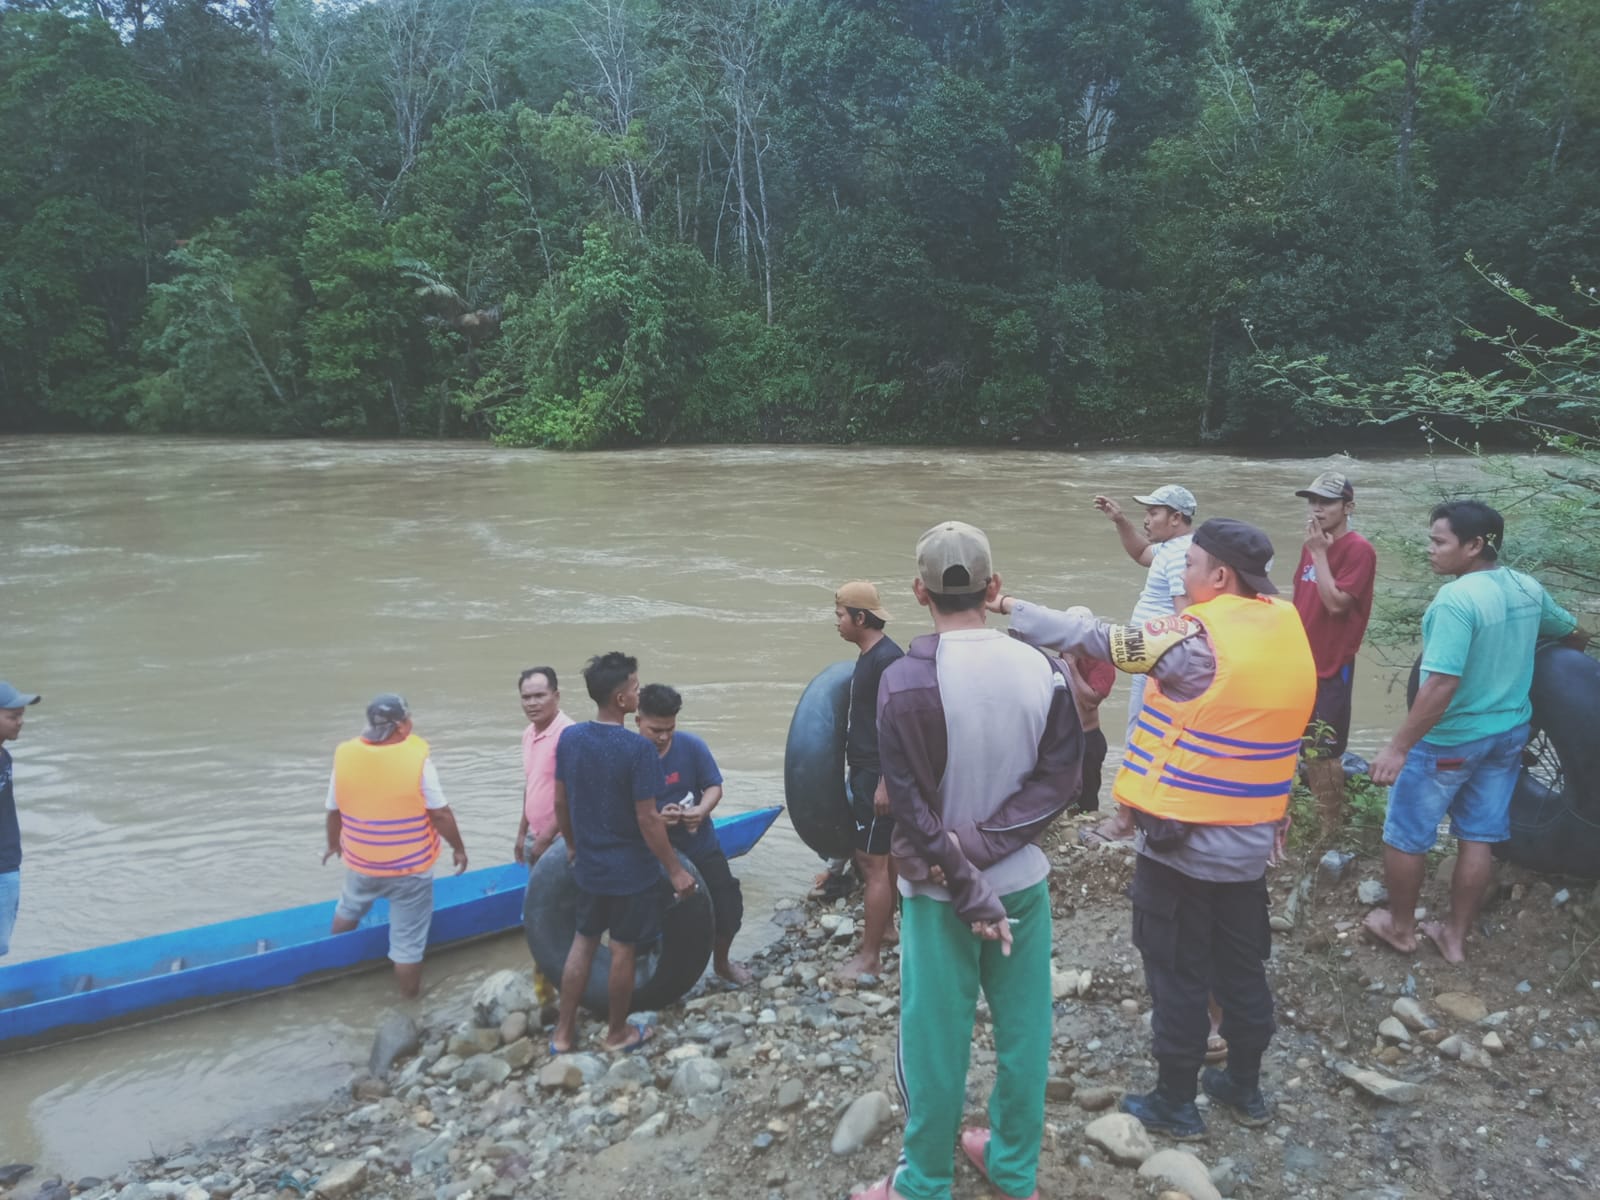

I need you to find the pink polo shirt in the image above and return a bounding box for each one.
[522,710,575,836]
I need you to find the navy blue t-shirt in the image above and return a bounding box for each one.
[0,748,20,873]
[556,722,668,895]
[655,731,724,857]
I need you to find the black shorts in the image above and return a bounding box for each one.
[574,884,662,945]
[849,767,894,856]
[689,847,744,939]
[1306,664,1354,758]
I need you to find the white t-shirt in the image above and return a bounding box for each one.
[325,758,447,811]
[1130,533,1192,622]
[898,628,1061,903]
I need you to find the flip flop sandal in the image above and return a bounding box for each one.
[960,1128,1040,1200]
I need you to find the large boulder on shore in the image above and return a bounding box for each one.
[472,970,539,1029]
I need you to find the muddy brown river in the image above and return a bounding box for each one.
[0,435,1479,1174]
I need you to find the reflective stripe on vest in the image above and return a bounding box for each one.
[1113,593,1317,825]
[333,734,440,876]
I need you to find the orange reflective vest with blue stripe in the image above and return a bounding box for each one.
[1113,593,1317,825]
[333,734,441,876]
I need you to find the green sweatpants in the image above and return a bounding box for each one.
[893,879,1052,1200]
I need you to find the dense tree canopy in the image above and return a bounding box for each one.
[1,0,1595,447]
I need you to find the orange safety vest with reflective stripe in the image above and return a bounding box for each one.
[1113,593,1316,825]
[333,734,441,876]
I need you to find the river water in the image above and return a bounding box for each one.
[0,435,1469,1174]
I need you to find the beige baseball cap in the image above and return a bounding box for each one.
[835,580,890,621]
[916,521,993,595]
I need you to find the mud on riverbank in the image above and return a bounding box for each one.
[8,818,1600,1200]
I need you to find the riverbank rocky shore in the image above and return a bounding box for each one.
[6,819,1600,1199]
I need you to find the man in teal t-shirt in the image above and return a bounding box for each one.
[1364,501,1586,964]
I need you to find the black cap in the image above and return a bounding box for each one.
[1193,518,1279,596]
[363,693,410,742]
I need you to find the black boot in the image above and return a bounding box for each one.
[1201,1066,1271,1126]
[1118,1087,1207,1140]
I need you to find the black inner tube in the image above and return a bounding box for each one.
[523,841,715,1014]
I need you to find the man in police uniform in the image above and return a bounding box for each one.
[992,519,1315,1137]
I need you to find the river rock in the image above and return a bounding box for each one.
[1435,992,1487,1023]
[311,1160,366,1200]
[1357,880,1388,906]
[1377,1017,1412,1044]
[455,1053,513,1087]
[1391,997,1436,1033]
[604,1055,655,1091]
[630,1113,670,1140]
[670,1057,725,1098]
[1336,1064,1421,1104]
[538,1058,586,1092]
[776,1079,805,1110]
[0,1166,35,1189]
[1318,849,1355,886]
[472,970,539,1028]
[1084,1113,1155,1166]
[1481,1032,1506,1055]
[447,1023,501,1057]
[830,1091,893,1155]
[1075,1086,1117,1112]
[499,1011,529,1044]
[1138,1150,1221,1200]
[368,1010,420,1077]
[498,1037,536,1071]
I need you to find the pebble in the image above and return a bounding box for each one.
[830,1091,893,1155]
[1390,997,1436,1033]
[1434,992,1488,1023]
[1357,880,1388,906]
[629,1112,670,1140]
[1336,1064,1421,1104]
[1481,1033,1505,1055]
[1377,1018,1411,1045]
[1084,1112,1155,1166]
[1318,849,1355,885]
[776,1079,805,1110]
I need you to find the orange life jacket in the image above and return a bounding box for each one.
[333,734,440,876]
[1113,593,1316,825]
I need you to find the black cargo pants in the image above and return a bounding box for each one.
[1128,852,1275,1081]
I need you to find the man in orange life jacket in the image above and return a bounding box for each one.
[995,519,1316,1138]
[324,694,469,998]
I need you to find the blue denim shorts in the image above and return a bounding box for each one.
[1382,723,1529,854]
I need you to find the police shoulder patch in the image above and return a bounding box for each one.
[1108,614,1201,674]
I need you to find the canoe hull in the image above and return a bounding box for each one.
[0,804,781,1050]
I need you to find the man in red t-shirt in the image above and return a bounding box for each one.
[1292,471,1378,838]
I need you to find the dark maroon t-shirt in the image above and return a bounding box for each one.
[1292,531,1377,678]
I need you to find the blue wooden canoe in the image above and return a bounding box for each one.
[0,804,781,1050]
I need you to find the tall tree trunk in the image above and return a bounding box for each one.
[1395,0,1429,196]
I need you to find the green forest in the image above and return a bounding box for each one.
[1,0,1596,448]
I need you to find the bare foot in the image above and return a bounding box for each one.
[1419,919,1467,964]
[715,958,754,985]
[836,952,882,983]
[602,1023,654,1052]
[1361,908,1418,954]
